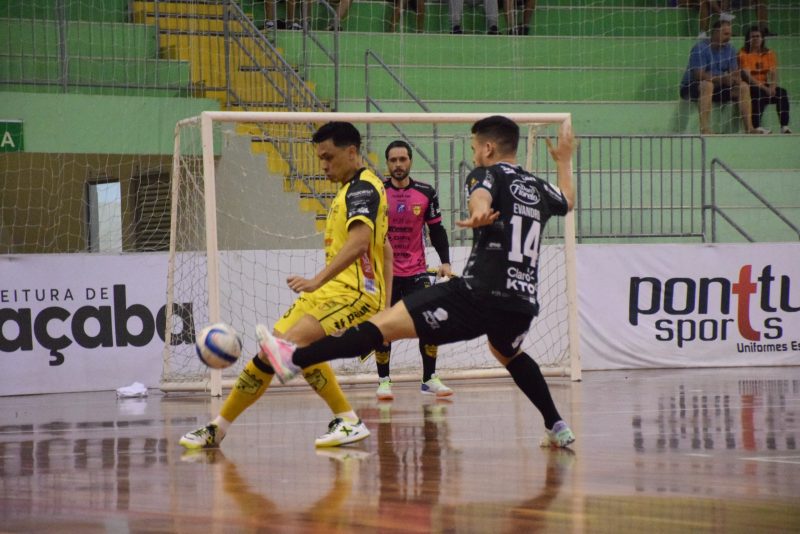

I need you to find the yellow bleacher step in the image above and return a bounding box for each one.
[298,197,327,213]
[141,14,247,33]
[132,1,224,17]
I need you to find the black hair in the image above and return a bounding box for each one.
[743,25,768,53]
[312,122,362,150]
[384,140,413,160]
[471,115,519,155]
[711,19,730,32]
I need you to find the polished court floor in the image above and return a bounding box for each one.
[1,366,798,533]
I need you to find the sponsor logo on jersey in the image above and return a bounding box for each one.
[397,203,406,213]
[422,307,449,330]
[509,179,540,206]
[412,204,422,216]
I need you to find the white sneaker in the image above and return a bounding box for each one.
[256,324,299,383]
[376,377,394,400]
[420,373,453,397]
[753,127,771,134]
[179,423,225,449]
[315,417,370,447]
[539,420,576,449]
[781,126,793,134]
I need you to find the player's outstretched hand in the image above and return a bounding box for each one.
[287,275,320,294]
[546,123,575,164]
[456,209,500,229]
[437,263,453,279]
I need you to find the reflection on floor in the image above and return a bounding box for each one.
[0,367,798,532]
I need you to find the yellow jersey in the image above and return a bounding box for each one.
[324,167,389,308]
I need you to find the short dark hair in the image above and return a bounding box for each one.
[711,20,731,32]
[384,140,413,160]
[471,115,519,155]
[312,122,362,150]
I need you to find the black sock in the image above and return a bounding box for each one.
[506,352,562,429]
[420,341,437,382]
[293,321,384,368]
[251,354,274,374]
[376,344,391,379]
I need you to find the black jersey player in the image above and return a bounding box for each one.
[259,115,577,448]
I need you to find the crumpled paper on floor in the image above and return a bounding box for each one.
[116,382,148,398]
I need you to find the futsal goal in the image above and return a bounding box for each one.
[161,112,580,395]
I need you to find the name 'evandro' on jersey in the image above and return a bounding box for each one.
[462,162,569,314]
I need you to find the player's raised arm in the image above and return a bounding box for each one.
[545,124,576,212]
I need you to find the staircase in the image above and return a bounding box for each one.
[132,0,336,231]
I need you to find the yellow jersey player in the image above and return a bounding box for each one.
[180,121,390,449]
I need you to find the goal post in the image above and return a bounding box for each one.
[161,111,580,396]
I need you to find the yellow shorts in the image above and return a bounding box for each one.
[274,286,381,336]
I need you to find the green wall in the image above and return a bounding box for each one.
[0,92,218,154]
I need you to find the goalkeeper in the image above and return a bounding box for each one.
[261,116,577,448]
[373,140,454,401]
[180,121,390,449]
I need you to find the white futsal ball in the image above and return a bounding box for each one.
[195,323,243,369]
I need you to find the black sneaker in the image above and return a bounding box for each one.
[451,25,463,34]
[487,25,499,35]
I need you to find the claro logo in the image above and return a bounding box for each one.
[629,265,799,348]
[0,284,195,366]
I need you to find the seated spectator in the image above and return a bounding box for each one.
[738,25,791,133]
[390,0,425,32]
[449,0,500,34]
[680,20,757,135]
[503,0,535,35]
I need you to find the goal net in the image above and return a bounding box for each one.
[162,111,579,395]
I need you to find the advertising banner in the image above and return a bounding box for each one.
[578,243,800,370]
[0,254,177,395]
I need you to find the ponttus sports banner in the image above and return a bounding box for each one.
[578,243,800,370]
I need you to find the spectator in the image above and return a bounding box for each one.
[503,0,535,35]
[449,0,500,34]
[738,25,791,134]
[390,0,425,32]
[680,20,757,135]
[697,1,735,39]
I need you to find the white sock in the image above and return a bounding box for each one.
[335,411,359,422]
[211,415,232,434]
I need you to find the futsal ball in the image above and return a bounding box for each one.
[195,323,243,369]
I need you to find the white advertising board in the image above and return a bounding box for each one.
[578,243,800,370]
[0,253,172,395]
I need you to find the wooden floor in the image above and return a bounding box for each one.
[1,367,799,533]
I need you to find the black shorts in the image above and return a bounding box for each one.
[680,82,735,103]
[390,273,431,306]
[402,277,535,358]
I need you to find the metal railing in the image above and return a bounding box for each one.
[708,158,800,242]
[575,135,707,242]
[364,49,440,185]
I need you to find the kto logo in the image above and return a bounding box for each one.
[0,284,195,366]
[629,265,799,347]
